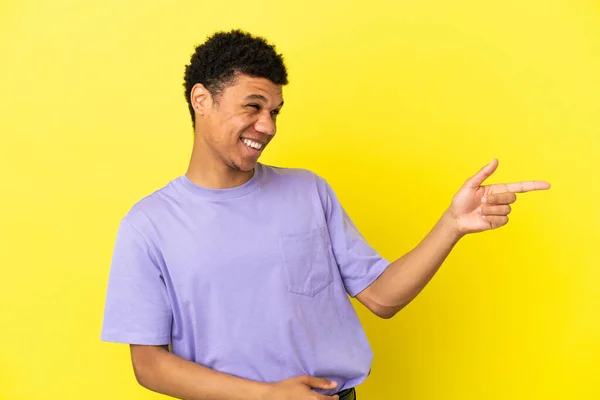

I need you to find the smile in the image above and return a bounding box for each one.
[241,138,264,150]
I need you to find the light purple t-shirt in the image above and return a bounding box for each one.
[100,163,390,395]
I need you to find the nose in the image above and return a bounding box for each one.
[254,113,276,136]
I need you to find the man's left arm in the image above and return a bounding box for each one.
[356,159,550,319]
[355,209,460,319]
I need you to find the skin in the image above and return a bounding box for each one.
[185,73,284,189]
[130,73,551,400]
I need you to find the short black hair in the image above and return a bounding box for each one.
[183,29,289,127]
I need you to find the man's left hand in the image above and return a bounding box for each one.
[447,159,551,235]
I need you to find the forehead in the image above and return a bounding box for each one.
[226,74,283,104]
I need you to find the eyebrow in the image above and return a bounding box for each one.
[244,94,284,108]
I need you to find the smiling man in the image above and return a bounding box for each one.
[100,30,550,400]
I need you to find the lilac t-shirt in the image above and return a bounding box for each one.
[100,163,390,394]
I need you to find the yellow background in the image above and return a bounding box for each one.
[1,0,598,399]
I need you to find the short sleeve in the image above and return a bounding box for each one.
[320,178,391,297]
[100,218,172,345]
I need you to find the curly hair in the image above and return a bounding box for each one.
[183,29,289,127]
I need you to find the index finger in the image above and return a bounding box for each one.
[505,180,551,193]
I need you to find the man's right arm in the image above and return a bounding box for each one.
[105,220,339,400]
[130,345,340,400]
[130,344,270,400]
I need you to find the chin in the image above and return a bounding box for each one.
[230,159,258,172]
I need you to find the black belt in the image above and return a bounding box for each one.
[336,387,356,400]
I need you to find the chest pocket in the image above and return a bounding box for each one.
[278,226,334,297]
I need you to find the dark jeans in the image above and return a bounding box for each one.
[337,387,356,400]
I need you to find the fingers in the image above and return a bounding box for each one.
[302,376,339,399]
[481,215,509,228]
[482,192,516,205]
[478,204,511,216]
[478,203,511,230]
[463,159,499,188]
[483,179,550,204]
[505,180,551,193]
[302,376,338,390]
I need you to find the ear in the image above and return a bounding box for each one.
[190,83,211,116]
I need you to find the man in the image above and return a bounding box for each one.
[100,30,550,400]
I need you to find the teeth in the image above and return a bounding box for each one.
[242,138,263,150]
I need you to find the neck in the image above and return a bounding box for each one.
[186,137,254,189]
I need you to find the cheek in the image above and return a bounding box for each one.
[207,111,254,145]
[207,115,237,144]
[231,117,255,138]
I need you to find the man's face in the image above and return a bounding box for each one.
[194,74,284,172]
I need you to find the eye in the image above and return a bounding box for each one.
[247,104,260,111]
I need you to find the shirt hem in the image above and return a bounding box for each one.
[100,333,171,345]
[346,258,391,297]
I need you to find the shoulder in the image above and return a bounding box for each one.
[260,163,336,206]
[261,163,330,190]
[120,178,181,231]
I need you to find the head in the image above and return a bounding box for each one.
[183,30,288,173]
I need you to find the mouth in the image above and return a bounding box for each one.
[240,137,265,154]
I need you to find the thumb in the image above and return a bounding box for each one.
[302,376,338,390]
[462,159,498,188]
